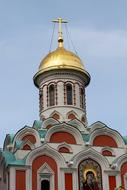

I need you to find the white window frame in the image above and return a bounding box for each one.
[37,163,54,190]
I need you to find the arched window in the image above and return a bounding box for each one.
[58,147,70,153]
[66,84,73,105]
[49,84,55,106]
[102,150,113,156]
[41,179,50,190]
[80,88,84,108]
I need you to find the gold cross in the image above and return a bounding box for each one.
[52,18,68,47]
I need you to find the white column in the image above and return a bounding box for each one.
[73,169,79,190]
[26,167,32,190]
[75,84,80,108]
[43,85,47,109]
[57,82,64,105]
[9,167,15,190]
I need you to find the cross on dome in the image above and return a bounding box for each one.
[52,17,68,47]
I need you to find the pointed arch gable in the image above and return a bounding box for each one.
[43,118,60,129]
[45,123,84,145]
[38,162,54,174]
[68,119,86,131]
[90,121,106,131]
[67,110,78,120]
[57,142,73,153]
[12,126,41,148]
[50,111,62,120]
[90,122,125,148]
[26,143,66,167]
[72,148,109,169]
[113,153,127,170]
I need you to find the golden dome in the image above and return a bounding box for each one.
[34,46,90,87]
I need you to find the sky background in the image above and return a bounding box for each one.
[0,0,127,147]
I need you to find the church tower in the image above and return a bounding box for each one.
[33,18,90,124]
[0,18,127,190]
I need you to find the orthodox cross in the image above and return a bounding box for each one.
[52,18,68,47]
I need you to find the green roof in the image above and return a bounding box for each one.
[82,134,90,142]
[2,150,26,167]
[38,130,47,138]
[2,151,16,166]
[15,140,24,149]
[9,134,15,143]
[123,136,127,145]
[33,120,42,129]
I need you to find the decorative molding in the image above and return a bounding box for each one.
[45,123,84,145]
[26,143,66,167]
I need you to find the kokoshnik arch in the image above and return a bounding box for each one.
[0,18,127,190]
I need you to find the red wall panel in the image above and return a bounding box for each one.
[93,135,117,147]
[109,176,116,190]
[50,132,76,144]
[16,170,26,190]
[65,173,73,190]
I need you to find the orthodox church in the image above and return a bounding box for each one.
[0,18,127,190]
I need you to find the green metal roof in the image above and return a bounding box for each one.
[38,130,47,138]
[33,120,42,129]
[82,134,90,142]
[15,140,24,149]
[2,151,16,166]
[9,134,15,143]
[2,150,26,167]
[123,136,127,144]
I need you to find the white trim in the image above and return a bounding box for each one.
[9,167,15,190]
[124,173,127,190]
[26,167,31,190]
[116,173,121,188]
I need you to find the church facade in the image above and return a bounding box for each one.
[0,18,127,190]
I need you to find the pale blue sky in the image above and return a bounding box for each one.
[0,0,127,147]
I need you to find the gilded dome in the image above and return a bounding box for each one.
[34,46,90,87]
[39,47,85,72]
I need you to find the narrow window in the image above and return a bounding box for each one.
[80,88,84,108]
[49,85,55,106]
[66,84,73,105]
[41,179,50,190]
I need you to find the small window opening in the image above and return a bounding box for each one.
[66,84,73,105]
[49,85,55,106]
